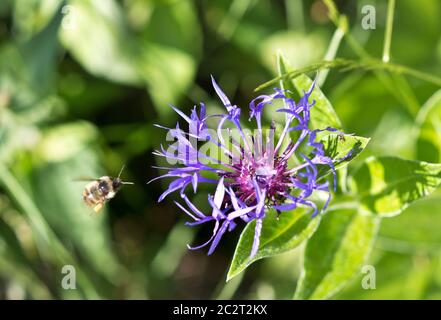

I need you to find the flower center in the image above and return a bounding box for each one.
[255,165,276,187]
[224,155,291,206]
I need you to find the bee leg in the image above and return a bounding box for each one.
[93,202,104,213]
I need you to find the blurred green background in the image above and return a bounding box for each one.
[0,0,440,299]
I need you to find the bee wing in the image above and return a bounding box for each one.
[73,177,99,182]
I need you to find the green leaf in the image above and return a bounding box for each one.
[139,44,197,119]
[139,0,201,57]
[277,54,342,131]
[19,2,63,94]
[416,89,441,163]
[294,208,379,300]
[318,133,370,178]
[227,208,320,282]
[349,156,441,217]
[60,0,141,85]
[379,193,441,247]
[293,74,342,130]
[277,53,297,98]
[137,0,201,118]
[335,250,433,300]
[60,0,201,118]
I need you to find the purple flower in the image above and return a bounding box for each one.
[151,76,342,260]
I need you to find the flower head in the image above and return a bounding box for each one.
[151,76,343,259]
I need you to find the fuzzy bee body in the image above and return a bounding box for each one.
[79,166,133,213]
[82,177,119,212]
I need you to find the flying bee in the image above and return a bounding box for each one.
[77,165,134,213]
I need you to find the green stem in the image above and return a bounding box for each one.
[255,58,441,92]
[391,74,420,115]
[383,0,396,63]
[318,26,345,87]
[286,0,305,32]
[213,271,245,300]
[323,0,420,116]
[257,1,441,93]
[218,0,254,40]
[256,59,350,91]
[150,223,194,279]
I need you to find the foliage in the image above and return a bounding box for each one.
[0,0,440,300]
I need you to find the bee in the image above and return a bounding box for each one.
[338,132,346,142]
[78,165,134,213]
